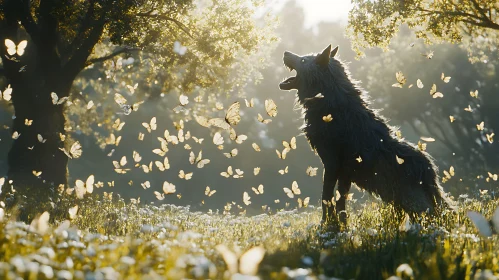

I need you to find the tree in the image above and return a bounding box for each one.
[348,0,499,61]
[0,0,275,207]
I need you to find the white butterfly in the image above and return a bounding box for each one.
[51,92,69,105]
[5,39,28,56]
[283,181,301,198]
[189,150,210,168]
[142,117,157,133]
[0,84,12,101]
[75,175,94,199]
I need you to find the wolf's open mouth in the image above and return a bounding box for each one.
[279,76,297,90]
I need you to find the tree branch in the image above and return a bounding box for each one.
[86,47,140,65]
[136,13,194,39]
[63,0,97,61]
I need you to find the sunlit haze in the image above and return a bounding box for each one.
[270,0,353,27]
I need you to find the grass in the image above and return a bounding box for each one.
[0,193,498,279]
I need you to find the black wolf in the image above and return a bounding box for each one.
[279,45,453,223]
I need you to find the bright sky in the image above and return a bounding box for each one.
[269,0,353,27]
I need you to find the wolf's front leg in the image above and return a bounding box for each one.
[321,164,338,224]
[336,177,352,225]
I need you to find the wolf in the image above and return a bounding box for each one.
[279,44,453,224]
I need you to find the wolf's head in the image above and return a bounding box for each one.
[279,44,346,102]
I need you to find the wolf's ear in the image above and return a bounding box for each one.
[330,46,339,58]
[316,44,332,66]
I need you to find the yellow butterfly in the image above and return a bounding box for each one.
[24,119,33,126]
[224,148,238,158]
[278,166,288,175]
[441,73,451,83]
[245,98,255,108]
[470,90,478,98]
[252,143,261,152]
[265,99,277,117]
[477,121,485,131]
[153,138,169,157]
[112,156,130,174]
[12,131,20,139]
[163,181,176,194]
[252,184,264,195]
[189,150,210,168]
[37,134,47,143]
[112,119,126,131]
[420,137,435,142]
[283,181,301,198]
[60,141,82,159]
[195,115,211,127]
[138,132,145,141]
[486,133,494,143]
[132,151,142,165]
[392,71,406,88]
[155,157,170,171]
[178,170,193,180]
[283,137,297,150]
[192,136,204,144]
[32,170,42,177]
[430,84,443,98]
[417,141,427,151]
[221,166,234,178]
[106,133,122,146]
[205,186,216,197]
[254,167,260,176]
[173,94,189,113]
[298,197,310,208]
[126,83,138,94]
[306,166,318,177]
[322,114,333,122]
[141,181,151,189]
[68,205,79,220]
[142,117,157,133]
[141,161,153,173]
[257,113,272,124]
[276,148,288,159]
[449,116,455,123]
[209,101,241,130]
[396,155,405,164]
[464,105,473,112]
[154,191,165,200]
[5,39,28,56]
[233,168,244,179]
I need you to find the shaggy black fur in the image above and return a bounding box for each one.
[279,45,453,223]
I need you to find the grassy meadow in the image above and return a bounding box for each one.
[0,192,498,280]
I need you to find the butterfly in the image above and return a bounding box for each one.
[283,137,297,151]
[141,181,151,189]
[421,50,434,59]
[245,98,255,107]
[416,79,424,88]
[112,156,130,174]
[486,133,494,143]
[265,99,277,117]
[283,181,301,198]
[243,192,251,205]
[178,170,193,180]
[0,84,12,101]
[163,181,176,194]
[32,170,42,177]
[155,157,170,171]
[229,128,247,144]
[306,166,318,177]
[153,137,169,157]
[132,151,142,166]
[114,93,143,115]
[195,115,211,128]
[449,116,456,123]
[68,205,79,220]
[257,113,272,124]
[205,186,216,197]
[396,155,405,164]
[154,191,165,201]
[477,121,485,131]
[112,119,126,131]
[138,133,145,141]
[75,175,94,199]
[252,143,261,152]
[215,245,265,276]
[467,207,499,237]
[253,167,260,176]
[441,73,451,83]
[278,166,288,175]
[221,166,234,178]
[213,132,224,146]
[173,94,189,113]
[420,137,435,142]
[37,134,47,143]
[470,90,478,98]
[12,131,20,139]
[5,39,28,56]
[276,149,288,160]
[224,148,238,158]
[126,83,138,94]
[322,114,333,122]
[392,71,406,88]
[298,197,310,208]
[189,150,210,168]
[50,92,68,105]
[430,84,443,98]
[252,184,264,195]
[60,141,82,159]
[141,161,153,173]
[142,117,157,133]
[417,141,427,151]
[209,101,241,130]
[106,133,122,146]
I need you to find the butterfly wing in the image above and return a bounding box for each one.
[225,101,241,126]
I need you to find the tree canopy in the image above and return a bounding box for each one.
[348,0,499,61]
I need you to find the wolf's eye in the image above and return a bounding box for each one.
[301,59,305,63]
